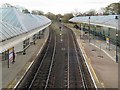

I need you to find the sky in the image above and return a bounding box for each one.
[0,0,119,14]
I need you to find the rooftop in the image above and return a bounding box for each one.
[69,15,120,29]
[0,6,51,42]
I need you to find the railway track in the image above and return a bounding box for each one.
[28,29,56,89]
[15,23,95,89]
[68,29,86,88]
[15,29,56,89]
[67,26,95,88]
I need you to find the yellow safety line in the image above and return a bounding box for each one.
[80,43,100,83]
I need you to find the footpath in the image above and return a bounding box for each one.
[1,28,49,89]
[65,23,118,89]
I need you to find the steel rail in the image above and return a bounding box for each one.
[63,24,97,89]
[67,30,70,88]
[28,31,53,89]
[45,34,56,89]
[71,31,86,89]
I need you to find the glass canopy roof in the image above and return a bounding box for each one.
[0,7,51,42]
[69,15,120,29]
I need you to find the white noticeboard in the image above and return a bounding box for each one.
[106,37,109,44]
[9,48,13,62]
[106,37,110,49]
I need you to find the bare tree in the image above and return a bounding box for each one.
[2,3,13,7]
[72,9,83,16]
[86,9,96,16]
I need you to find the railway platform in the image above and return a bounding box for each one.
[65,23,118,88]
[1,29,49,89]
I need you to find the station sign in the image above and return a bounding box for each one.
[0,54,2,61]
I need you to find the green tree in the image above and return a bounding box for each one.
[22,9,30,14]
[45,12,56,21]
[103,2,120,15]
[32,10,44,15]
[56,14,63,21]
[62,13,73,23]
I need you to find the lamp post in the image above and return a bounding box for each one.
[89,16,91,43]
[108,28,111,51]
[115,15,118,63]
[92,25,96,51]
[80,24,83,39]
[59,18,63,42]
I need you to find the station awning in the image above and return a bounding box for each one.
[69,15,120,29]
[0,6,51,53]
[0,7,51,42]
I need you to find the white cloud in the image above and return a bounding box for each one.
[0,0,119,14]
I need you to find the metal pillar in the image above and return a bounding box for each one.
[108,28,111,51]
[7,50,9,68]
[23,41,26,55]
[115,16,118,63]
[88,16,91,43]
[92,25,96,51]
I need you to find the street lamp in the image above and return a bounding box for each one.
[115,15,118,63]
